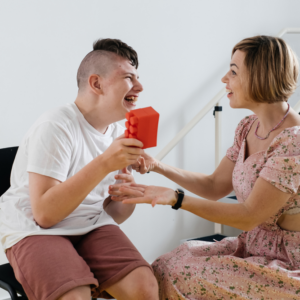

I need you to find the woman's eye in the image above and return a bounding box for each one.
[231,70,236,75]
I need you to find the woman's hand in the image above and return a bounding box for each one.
[108,168,135,203]
[115,167,135,184]
[132,152,159,174]
[109,183,177,207]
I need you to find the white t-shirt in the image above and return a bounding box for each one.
[0,103,126,250]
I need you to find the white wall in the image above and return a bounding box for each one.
[0,0,300,270]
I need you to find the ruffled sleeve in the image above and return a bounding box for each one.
[226,115,257,163]
[259,127,300,194]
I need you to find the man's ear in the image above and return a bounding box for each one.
[88,74,103,95]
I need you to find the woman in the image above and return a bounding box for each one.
[109,36,300,299]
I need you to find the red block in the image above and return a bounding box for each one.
[125,107,159,149]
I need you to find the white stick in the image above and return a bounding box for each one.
[215,103,222,168]
[214,102,223,234]
[277,27,300,37]
[293,99,300,114]
[155,88,226,161]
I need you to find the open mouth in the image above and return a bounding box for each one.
[226,88,233,95]
[124,96,138,103]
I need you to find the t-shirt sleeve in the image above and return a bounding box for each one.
[259,128,300,194]
[226,116,255,163]
[26,122,72,182]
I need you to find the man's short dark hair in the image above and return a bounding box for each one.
[77,38,139,89]
[93,39,138,68]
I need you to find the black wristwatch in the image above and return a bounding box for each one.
[172,189,185,210]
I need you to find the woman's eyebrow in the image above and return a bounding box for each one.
[230,63,239,69]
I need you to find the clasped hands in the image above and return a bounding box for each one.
[109,153,177,207]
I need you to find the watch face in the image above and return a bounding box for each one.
[176,189,184,194]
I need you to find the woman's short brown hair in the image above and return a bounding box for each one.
[232,35,299,103]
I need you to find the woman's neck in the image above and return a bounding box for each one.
[250,101,289,136]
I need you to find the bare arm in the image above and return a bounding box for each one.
[133,153,235,200]
[104,197,136,224]
[103,168,136,224]
[180,177,291,230]
[112,177,291,231]
[29,137,143,228]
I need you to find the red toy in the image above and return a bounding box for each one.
[125,107,159,149]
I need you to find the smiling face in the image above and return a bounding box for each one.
[221,50,254,109]
[96,56,143,120]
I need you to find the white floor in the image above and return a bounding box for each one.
[0,289,10,300]
[0,290,108,300]
[0,294,108,300]
[0,293,19,300]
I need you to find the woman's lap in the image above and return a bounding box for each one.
[152,238,300,300]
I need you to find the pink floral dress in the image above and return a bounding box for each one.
[152,115,300,300]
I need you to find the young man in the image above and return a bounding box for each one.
[0,39,159,300]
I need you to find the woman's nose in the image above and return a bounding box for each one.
[221,73,228,84]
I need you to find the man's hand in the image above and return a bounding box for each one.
[102,134,144,173]
[132,152,159,174]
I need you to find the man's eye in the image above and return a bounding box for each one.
[126,76,132,80]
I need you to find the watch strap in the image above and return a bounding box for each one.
[172,189,184,210]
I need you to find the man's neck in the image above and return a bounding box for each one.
[75,94,113,134]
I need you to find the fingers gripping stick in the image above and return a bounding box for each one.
[125,107,160,149]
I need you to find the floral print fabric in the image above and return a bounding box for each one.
[152,115,300,299]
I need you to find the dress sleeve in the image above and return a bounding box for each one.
[259,127,300,194]
[226,115,256,163]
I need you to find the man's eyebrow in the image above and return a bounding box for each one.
[230,63,239,69]
[123,72,139,78]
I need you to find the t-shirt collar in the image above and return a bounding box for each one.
[71,103,113,137]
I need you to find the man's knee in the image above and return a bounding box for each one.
[57,285,91,300]
[107,266,158,300]
[130,267,158,299]
[137,279,158,299]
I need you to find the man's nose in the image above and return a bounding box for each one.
[135,80,144,92]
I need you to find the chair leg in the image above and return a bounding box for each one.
[0,280,21,300]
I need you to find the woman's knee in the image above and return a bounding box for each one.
[152,253,169,276]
